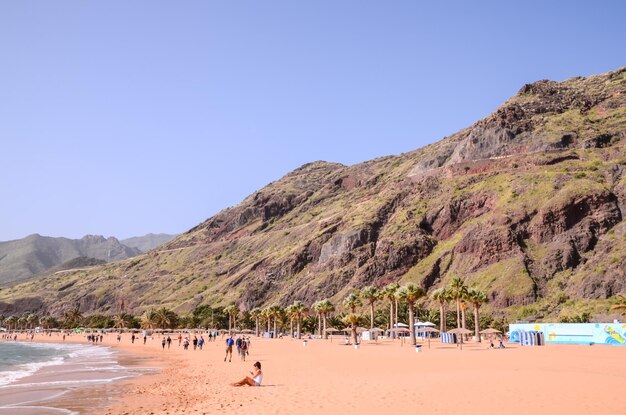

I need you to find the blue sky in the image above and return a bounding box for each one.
[0,1,624,241]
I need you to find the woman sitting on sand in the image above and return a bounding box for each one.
[232,362,263,387]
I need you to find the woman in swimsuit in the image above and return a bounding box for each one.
[232,362,263,387]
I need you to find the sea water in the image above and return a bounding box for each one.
[0,342,68,386]
[0,341,149,414]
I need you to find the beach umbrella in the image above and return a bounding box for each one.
[479,328,502,334]
[422,321,436,327]
[417,327,440,348]
[448,328,472,350]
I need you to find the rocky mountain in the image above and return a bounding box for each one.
[121,233,177,253]
[1,67,625,321]
[0,234,141,285]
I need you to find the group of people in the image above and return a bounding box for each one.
[224,335,251,362]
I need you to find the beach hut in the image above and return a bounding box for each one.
[517,330,545,346]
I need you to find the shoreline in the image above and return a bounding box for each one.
[0,334,161,414]
[2,333,625,414]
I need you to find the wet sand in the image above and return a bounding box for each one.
[14,333,626,415]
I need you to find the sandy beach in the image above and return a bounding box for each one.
[7,332,623,415]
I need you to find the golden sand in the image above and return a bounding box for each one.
[14,333,626,414]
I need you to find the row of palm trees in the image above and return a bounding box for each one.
[7,284,623,338]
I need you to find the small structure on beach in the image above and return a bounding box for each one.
[509,323,626,346]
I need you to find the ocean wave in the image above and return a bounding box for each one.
[0,357,65,387]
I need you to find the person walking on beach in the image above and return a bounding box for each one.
[162,337,166,350]
[131,334,136,344]
[198,336,205,350]
[224,335,234,362]
[183,337,190,350]
[143,334,147,345]
[245,337,251,355]
[235,336,242,357]
[193,336,198,350]
[166,336,172,349]
[232,362,262,387]
[240,339,248,361]
[178,334,182,346]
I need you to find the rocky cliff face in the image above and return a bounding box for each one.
[2,68,625,321]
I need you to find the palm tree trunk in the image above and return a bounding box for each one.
[290,318,294,338]
[297,317,301,339]
[409,303,416,345]
[394,298,398,339]
[439,303,444,333]
[474,305,480,342]
[369,303,374,330]
[352,322,358,345]
[273,318,277,339]
[228,315,232,333]
[318,313,321,336]
[461,306,466,330]
[389,302,394,339]
[456,299,461,329]
[267,317,271,333]
[323,314,327,339]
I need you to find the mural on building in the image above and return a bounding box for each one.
[509,323,626,346]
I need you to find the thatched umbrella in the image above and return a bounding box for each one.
[479,328,502,334]
[395,327,411,346]
[479,328,502,342]
[325,327,342,342]
[448,327,472,350]
[416,327,440,349]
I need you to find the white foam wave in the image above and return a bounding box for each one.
[0,357,65,387]
[3,375,132,389]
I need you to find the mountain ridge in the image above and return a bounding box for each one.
[0,233,177,286]
[1,67,625,322]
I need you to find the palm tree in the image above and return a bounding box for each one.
[40,316,56,330]
[224,305,240,333]
[449,277,468,329]
[312,301,322,336]
[0,315,4,329]
[383,283,399,338]
[63,306,84,327]
[5,315,17,331]
[154,308,178,329]
[285,305,296,337]
[113,312,132,329]
[17,316,27,331]
[611,294,626,316]
[268,304,283,337]
[262,307,272,333]
[250,307,262,336]
[397,283,426,345]
[431,287,451,333]
[26,314,39,329]
[361,286,380,330]
[343,292,362,345]
[467,288,488,342]
[142,309,158,329]
[316,299,335,339]
[292,301,308,339]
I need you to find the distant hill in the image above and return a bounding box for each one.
[0,234,141,285]
[121,233,177,252]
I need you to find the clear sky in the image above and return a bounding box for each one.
[1,1,624,241]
